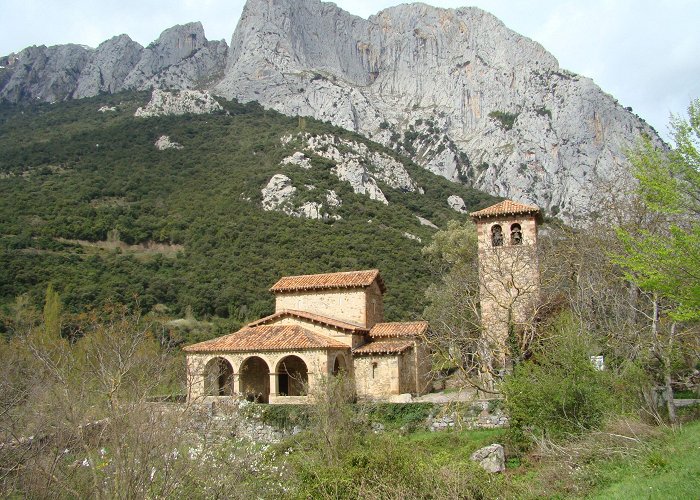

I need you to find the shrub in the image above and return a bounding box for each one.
[488,110,518,131]
[502,313,623,445]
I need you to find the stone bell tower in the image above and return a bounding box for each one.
[470,200,542,379]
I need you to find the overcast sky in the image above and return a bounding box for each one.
[2,0,698,139]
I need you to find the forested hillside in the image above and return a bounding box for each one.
[0,92,495,334]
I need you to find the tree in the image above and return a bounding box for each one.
[616,98,700,423]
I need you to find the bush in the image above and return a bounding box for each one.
[488,110,518,131]
[502,313,624,445]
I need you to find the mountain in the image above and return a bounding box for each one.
[0,0,662,221]
[0,22,227,102]
[0,91,493,331]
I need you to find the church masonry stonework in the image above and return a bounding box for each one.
[184,270,431,403]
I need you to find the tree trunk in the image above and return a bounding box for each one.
[663,322,678,425]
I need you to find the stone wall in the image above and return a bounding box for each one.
[354,355,401,397]
[187,399,509,445]
[275,288,370,327]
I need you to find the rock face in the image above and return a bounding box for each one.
[135,89,223,117]
[0,0,664,220]
[281,132,420,205]
[261,174,331,220]
[470,444,506,473]
[0,23,227,102]
[448,195,468,214]
[154,135,183,150]
[215,0,662,221]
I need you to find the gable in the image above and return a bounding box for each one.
[270,269,386,294]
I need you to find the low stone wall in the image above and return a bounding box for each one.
[189,397,508,444]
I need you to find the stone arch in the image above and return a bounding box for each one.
[276,355,309,396]
[491,224,504,247]
[510,223,523,245]
[332,354,347,376]
[204,357,234,396]
[239,356,270,403]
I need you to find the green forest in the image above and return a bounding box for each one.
[0,91,494,339]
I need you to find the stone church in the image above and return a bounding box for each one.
[184,199,542,402]
[184,269,431,403]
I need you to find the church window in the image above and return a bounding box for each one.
[372,362,378,379]
[491,225,504,247]
[510,223,523,245]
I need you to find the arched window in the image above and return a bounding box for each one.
[491,224,504,247]
[510,223,523,245]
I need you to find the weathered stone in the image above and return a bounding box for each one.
[135,89,223,117]
[261,174,297,213]
[154,135,183,150]
[281,151,312,169]
[325,190,342,207]
[448,195,468,214]
[0,0,665,221]
[1,23,227,102]
[416,216,438,229]
[470,444,506,473]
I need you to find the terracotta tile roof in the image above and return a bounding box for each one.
[183,325,349,353]
[353,339,414,355]
[248,309,368,333]
[470,200,541,219]
[369,321,429,338]
[270,269,386,293]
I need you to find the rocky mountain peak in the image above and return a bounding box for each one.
[0,1,663,221]
[215,0,661,221]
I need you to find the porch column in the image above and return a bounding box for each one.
[269,372,279,398]
[232,373,240,396]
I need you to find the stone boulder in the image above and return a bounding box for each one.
[470,443,505,473]
[448,195,468,214]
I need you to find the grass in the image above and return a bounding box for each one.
[586,419,700,499]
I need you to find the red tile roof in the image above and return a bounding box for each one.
[353,339,414,355]
[369,321,428,338]
[183,325,349,353]
[270,269,386,293]
[248,309,368,333]
[470,200,540,219]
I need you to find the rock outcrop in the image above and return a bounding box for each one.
[261,174,333,220]
[135,89,223,117]
[281,133,420,205]
[448,195,468,214]
[154,135,183,150]
[215,0,662,221]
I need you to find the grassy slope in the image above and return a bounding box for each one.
[586,420,700,499]
[0,92,495,337]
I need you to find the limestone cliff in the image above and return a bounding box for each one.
[214,0,661,221]
[0,1,663,220]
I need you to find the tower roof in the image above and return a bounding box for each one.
[469,200,541,220]
[270,269,386,293]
